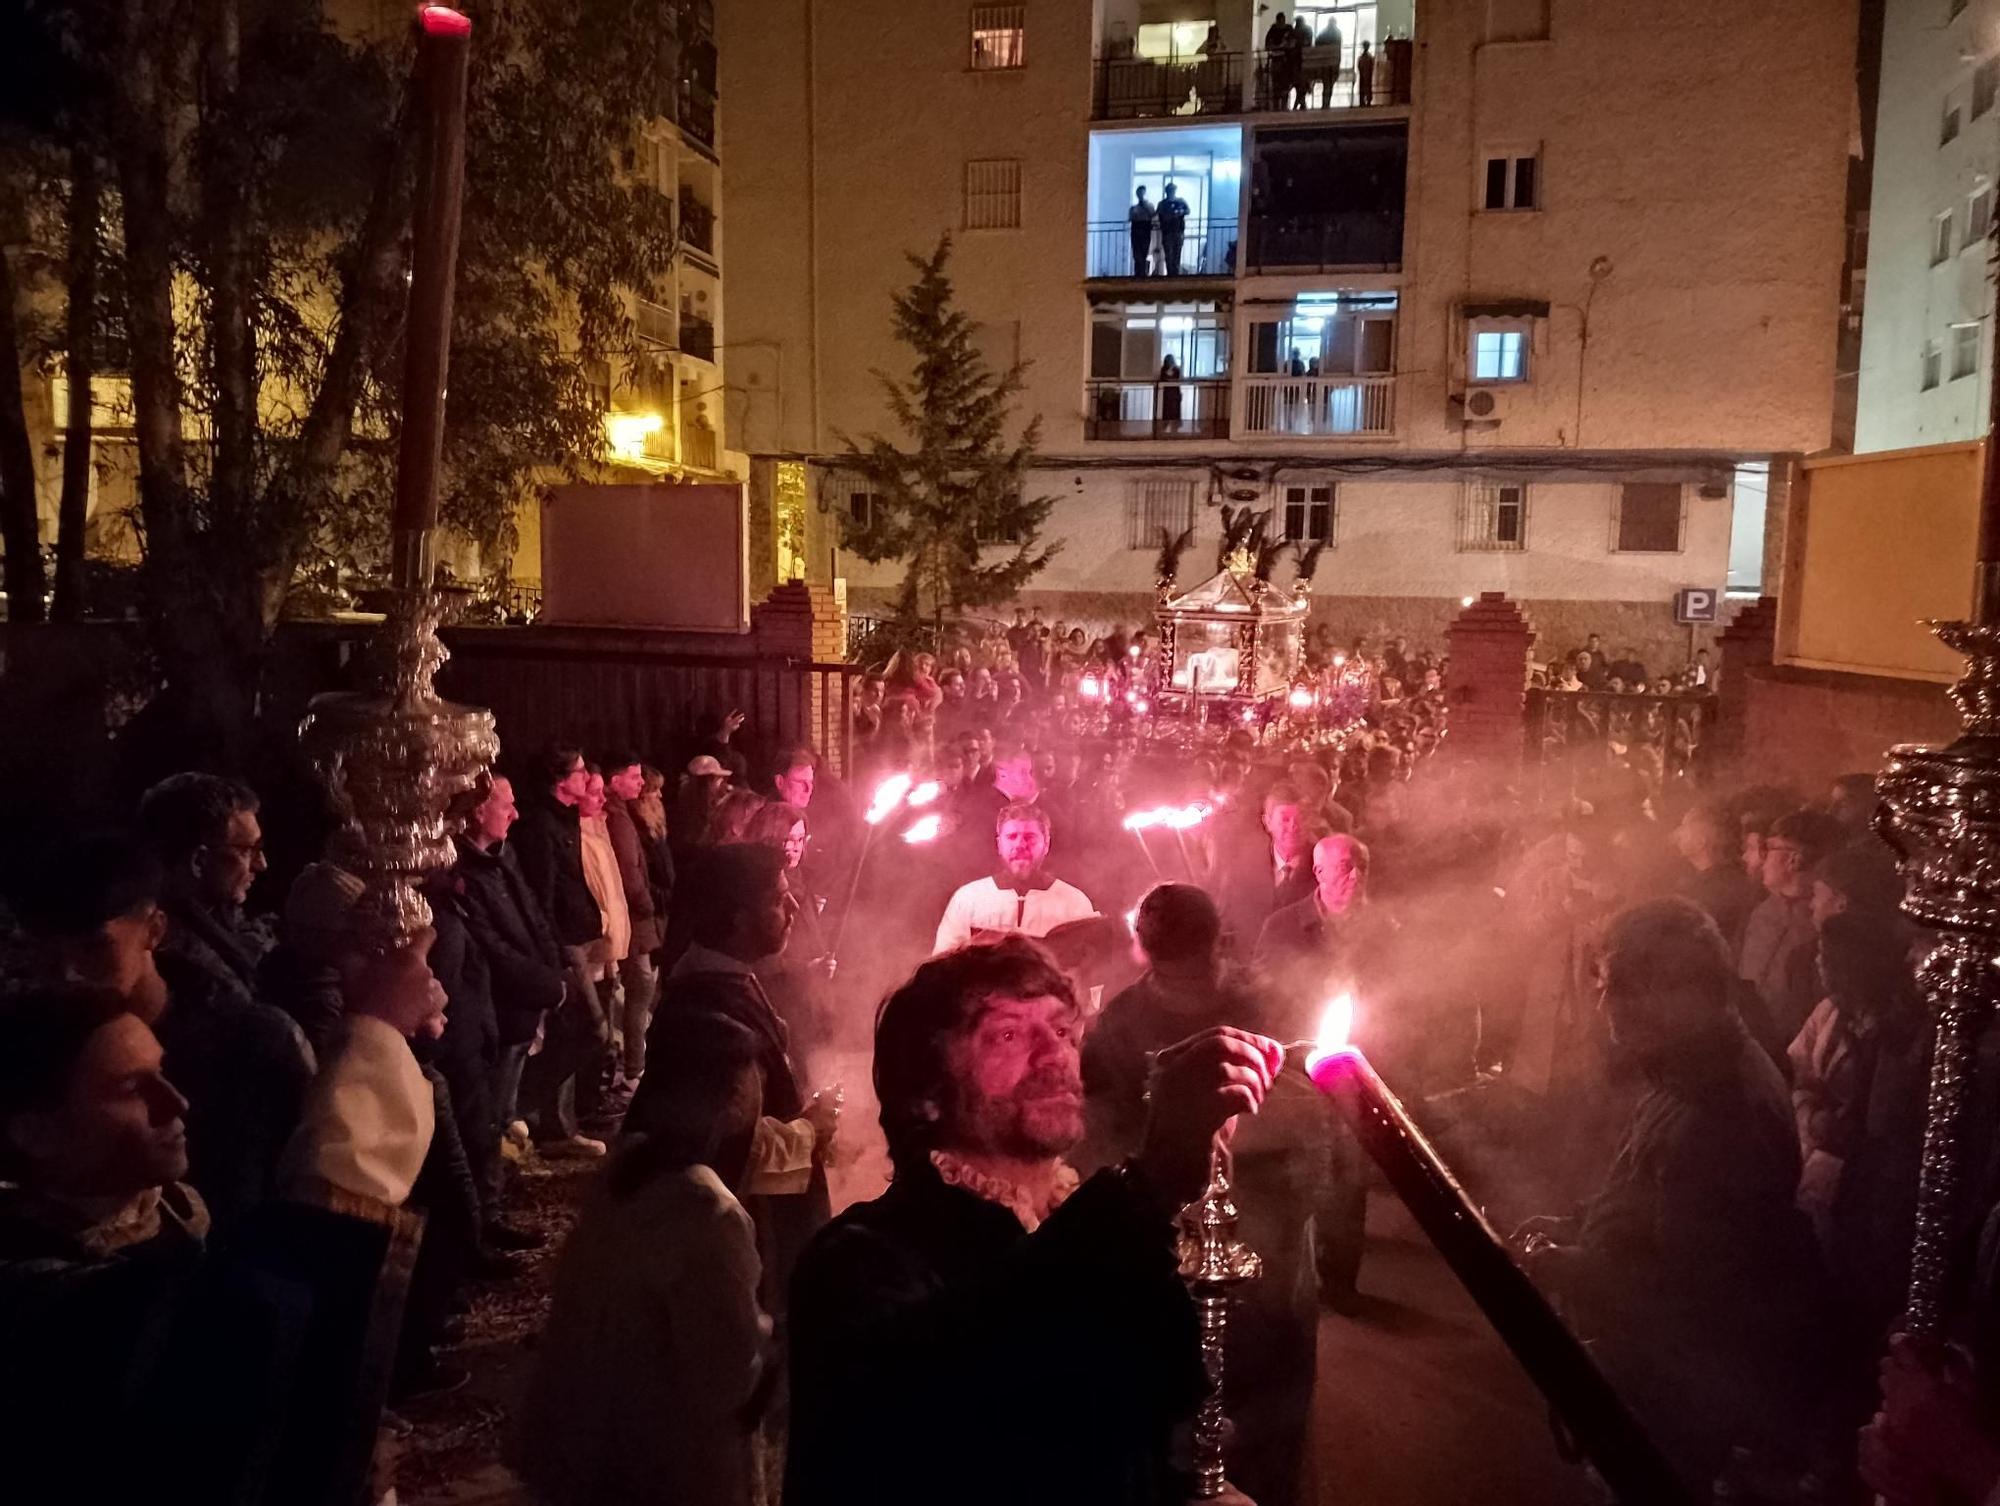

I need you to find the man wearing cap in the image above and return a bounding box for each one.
[934,804,1095,955]
[687,753,729,780]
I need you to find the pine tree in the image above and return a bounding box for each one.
[839,236,1059,632]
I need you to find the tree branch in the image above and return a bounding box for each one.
[53,143,99,621]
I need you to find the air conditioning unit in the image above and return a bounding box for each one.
[1460,386,1511,423]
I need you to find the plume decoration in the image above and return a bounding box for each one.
[1155,524,1195,583]
[1216,505,1265,572]
[1293,540,1326,585]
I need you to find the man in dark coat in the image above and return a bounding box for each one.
[1738,808,1844,1049]
[1215,780,1320,956]
[1517,898,1829,1491]
[603,751,663,1085]
[510,745,611,1156]
[787,933,1283,1506]
[0,939,441,1506]
[1672,800,1762,954]
[1083,885,1328,1506]
[22,827,313,1236]
[453,773,568,1166]
[633,843,837,1319]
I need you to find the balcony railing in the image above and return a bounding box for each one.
[1085,378,1230,440]
[1085,218,1237,278]
[1245,211,1403,271]
[678,78,716,149]
[1252,41,1409,111]
[679,188,716,256]
[681,314,716,363]
[1092,50,1243,119]
[1240,374,1394,437]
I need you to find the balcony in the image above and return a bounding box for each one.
[1085,219,1237,279]
[681,313,715,363]
[636,298,678,347]
[679,186,716,257]
[1246,211,1403,272]
[1085,378,1230,441]
[1251,39,1410,112]
[678,78,716,150]
[1239,374,1394,438]
[1092,51,1243,121]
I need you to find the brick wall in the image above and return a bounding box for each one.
[1443,593,1535,768]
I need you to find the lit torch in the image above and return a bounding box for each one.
[1301,998,1690,1504]
[834,772,919,960]
[900,812,943,845]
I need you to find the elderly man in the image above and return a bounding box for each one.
[1516,898,1827,1491]
[934,803,1096,954]
[787,935,1281,1506]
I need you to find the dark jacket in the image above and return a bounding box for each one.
[604,796,663,955]
[1677,861,1761,955]
[1215,837,1314,953]
[1560,1020,1827,1484]
[156,950,315,1235]
[455,835,568,1046]
[634,961,831,1312]
[0,1179,420,1506]
[512,795,604,949]
[427,896,500,1135]
[787,1162,1206,1506]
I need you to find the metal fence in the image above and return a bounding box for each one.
[1523,689,1718,804]
[1092,51,1242,119]
[1085,378,1231,440]
[1239,374,1394,437]
[1251,46,1407,111]
[1085,219,1238,278]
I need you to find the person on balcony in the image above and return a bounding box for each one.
[1355,40,1376,106]
[1308,16,1342,105]
[1159,355,1183,430]
[1265,11,1301,107]
[1127,186,1155,277]
[1157,180,1190,275]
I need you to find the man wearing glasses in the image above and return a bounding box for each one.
[1737,809,1844,1048]
[138,772,275,1012]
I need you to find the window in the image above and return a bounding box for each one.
[1944,100,1963,146]
[1923,340,1943,390]
[1460,482,1527,551]
[1246,294,1397,375]
[1615,482,1683,554]
[1279,483,1336,544]
[1092,302,1231,379]
[1481,150,1540,211]
[1953,321,1982,380]
[970,5,1026,69]
[1126,478,1198,549]
[1934,210,1956,266]
[1972,187,1996,250]
[963,159,1022,229]
[976,509,1023,546]
[1470,327,1529,382]
[847,490,882,530]
[1977,58,1999,118]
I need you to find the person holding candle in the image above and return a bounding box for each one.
[1513,896,1830,1490]
[1083,884,1330,1506]
[786,935,1280,1506]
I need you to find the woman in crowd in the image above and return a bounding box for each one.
[743,801,835,1073]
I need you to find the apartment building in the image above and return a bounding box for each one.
[721,0,1854,657]
[1854,0,1998,453]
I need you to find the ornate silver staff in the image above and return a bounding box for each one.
[1176,1143,1262,1500]
[299,6,496,944]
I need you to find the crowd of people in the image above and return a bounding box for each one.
[1,608,1994,1506]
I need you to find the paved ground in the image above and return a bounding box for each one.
[396,1127,1602,1506]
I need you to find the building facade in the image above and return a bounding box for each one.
[1853,0,1998,454]
[721,0,1854,662]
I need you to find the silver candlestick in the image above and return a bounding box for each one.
[1875,618,2000,1341]
[1177,1144,1263,1500]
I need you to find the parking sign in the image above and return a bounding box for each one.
[1674,588,1720,624]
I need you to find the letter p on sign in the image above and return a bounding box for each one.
[1674,588,1719,624]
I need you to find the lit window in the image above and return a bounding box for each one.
[1943,100,1963,145]
[1460,482,1527,551]
[1615,483,1682,554]
[1934,210,1956,265]
[963,159,1022,229]
[1481,150,1540,210]
[970,5,1026,69]
[1280,483,1336,544]
[1952,321,1981,380]
[1922,340,1943,390]
[1470,328,1529,383]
